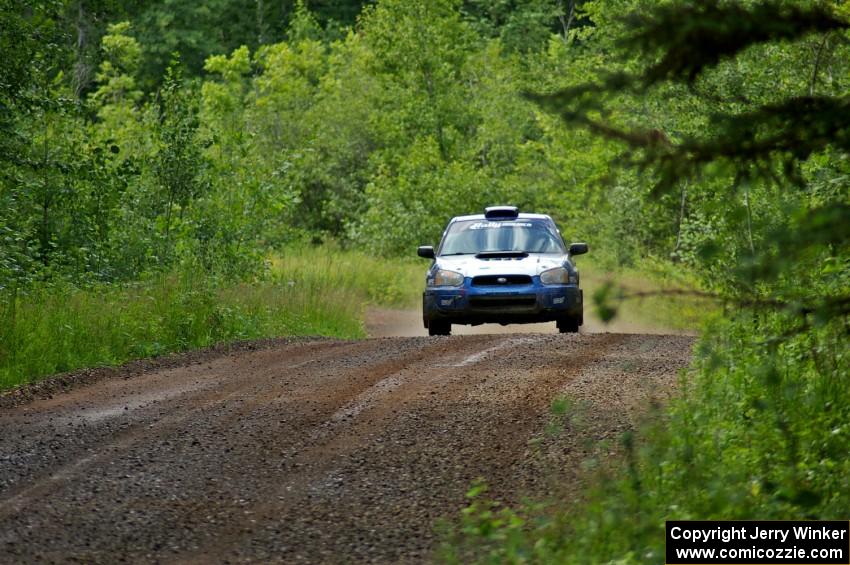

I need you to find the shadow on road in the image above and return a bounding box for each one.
[365,306,697,338]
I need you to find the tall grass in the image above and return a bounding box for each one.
[580,257,713,332]
[0,246,425,390]
[268,244,424,308]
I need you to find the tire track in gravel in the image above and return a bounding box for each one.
[0,340,360,512]
[181,335,550,563]
[0,337,452,533]
[0,337,484,562]
[0,333,694,564]
[180,333,644,563]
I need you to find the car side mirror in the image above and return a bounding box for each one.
[417,245,435,259]
[569,243,588,256]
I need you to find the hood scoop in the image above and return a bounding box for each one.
[474,251,529,260]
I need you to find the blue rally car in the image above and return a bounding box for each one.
[417,206,588,336]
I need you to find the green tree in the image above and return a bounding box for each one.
[151,62,209,260]
[464,0,565,53]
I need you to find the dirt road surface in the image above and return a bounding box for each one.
[0,333,693,563]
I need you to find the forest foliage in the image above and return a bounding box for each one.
[1,0,849,562]
[1,0,620,292]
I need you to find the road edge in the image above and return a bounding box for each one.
[0,335,333,410]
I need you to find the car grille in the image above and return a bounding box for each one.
[471,275,532,286]
[469,296,537,308]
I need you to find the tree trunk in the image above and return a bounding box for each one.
[72,1,91,99]
[256,0,267,45]
[673,180,688,259]
[559,0,577,43]
[744,183,755,256]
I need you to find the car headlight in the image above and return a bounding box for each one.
[540,267,576,285]
[429,269,464,287]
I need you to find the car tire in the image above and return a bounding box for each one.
[428,320,451,336]
[557,317,579,334]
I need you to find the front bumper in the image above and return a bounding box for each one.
[423,277,583,326]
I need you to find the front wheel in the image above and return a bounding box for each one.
[557,317,579,334]
[428,320,451,336]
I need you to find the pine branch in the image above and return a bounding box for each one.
[624,0,849,86]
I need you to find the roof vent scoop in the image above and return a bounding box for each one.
[484,206,519,220]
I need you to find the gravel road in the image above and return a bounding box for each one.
[0,333,693,563]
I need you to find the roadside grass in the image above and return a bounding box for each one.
[268,244,424,309]
[0,246,424,390]
[579,256,715,332]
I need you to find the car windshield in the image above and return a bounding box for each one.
[439,219,565,255]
